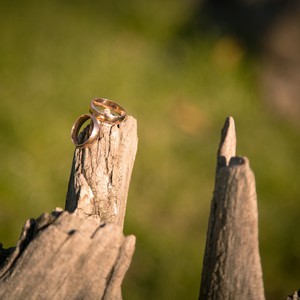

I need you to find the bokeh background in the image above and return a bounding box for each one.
[1,0,300,298]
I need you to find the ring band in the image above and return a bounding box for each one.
[89,98,126,124]
[71,114,100,147]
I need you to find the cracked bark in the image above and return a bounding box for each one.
[199,117,265,300]
[0,210,136,300]
[0,114,138,299]
[65,116,138,229]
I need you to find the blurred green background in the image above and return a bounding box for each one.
[0,1,299,299]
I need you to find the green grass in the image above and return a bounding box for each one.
[0,1,300,299]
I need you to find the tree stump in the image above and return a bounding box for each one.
[0,209,135,300]
[0,108,138,300]
[199,117,265,300]
[66,115,138,229]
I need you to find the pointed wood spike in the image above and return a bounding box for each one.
[217,116,236,172]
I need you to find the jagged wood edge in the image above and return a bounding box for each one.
[0,210,135,299]
[199,116,265,300]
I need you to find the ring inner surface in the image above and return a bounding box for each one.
[75,116,93,145]
[92,99,125,117]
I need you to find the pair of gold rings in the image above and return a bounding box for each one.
[71,98,126,147]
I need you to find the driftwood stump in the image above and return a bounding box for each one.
[66,116,138,229]
[1,112,297,299]
[0,210,135,300]
[199,117,265,300]
[0,112,138,300]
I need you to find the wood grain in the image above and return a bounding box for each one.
[199,117,265,300]
[0,210,135,300]
[66,116,138,229]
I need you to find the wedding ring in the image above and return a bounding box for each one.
[71,114,100,147]
[89,98,126,124]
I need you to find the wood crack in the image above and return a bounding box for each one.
[66,116,138,228]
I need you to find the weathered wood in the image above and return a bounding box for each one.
[0,111,138,299]
[103,234,136,300]
[0,209,135,300]
[199,117,265,300]
[66,116,138,229]
[216,116,236,173]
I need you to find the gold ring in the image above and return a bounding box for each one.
[89,98,126,124]
[71,114,100,147]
